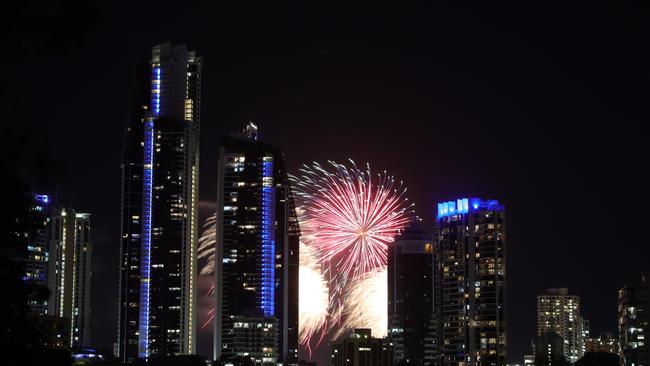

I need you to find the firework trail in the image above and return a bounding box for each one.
[298,241,330,352]
[197,213,217,276]
[198,213,217,329]
[331,268,387,340]
[291,160,416,343]
[290,161,415,299]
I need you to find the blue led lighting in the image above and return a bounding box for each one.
[436,197,502,220]
[260,159,275,317]
[34,194,49,204]
[152,66,161,116]
[138,66,160,359]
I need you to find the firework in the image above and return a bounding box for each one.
[197,213,217,276]
[197,213,217,330]
[198,161,416,353]
[291,161,416,296]
[298,242,330,352]
[291,160,416,343]
[331,268,387,340]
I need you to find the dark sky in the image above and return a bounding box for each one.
[4,1,649,364]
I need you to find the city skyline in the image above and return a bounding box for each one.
[2,2,648,366]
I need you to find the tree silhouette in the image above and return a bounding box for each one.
[575,352,619,366]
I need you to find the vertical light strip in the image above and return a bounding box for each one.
[59,211,67,317]
[188,163,196,352]
[260,157,275,317]
[70,216,77,348]
[138,65,159,359]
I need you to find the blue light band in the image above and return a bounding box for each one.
[138,65,160,359]
[260,158,275,317]
[437,198,502,220]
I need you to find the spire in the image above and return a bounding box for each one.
[241,121,258,140]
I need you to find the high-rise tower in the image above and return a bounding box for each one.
[433,198,507,366]
[24,194,52,315]
[536,288,587,363]
[47,208,92,349]
[22,195,93,349]
[388,228,434,365]
[618,275,650,366]
[214,123,299,365]
[117,43,201,361]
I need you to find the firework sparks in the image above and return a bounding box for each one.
[291,160,416,344]
[198,161,416,352]
[291,161,415,296]
[198,213,217,330]
[198,213,217,276]
[298,241,330,351]
[332,268,387,340]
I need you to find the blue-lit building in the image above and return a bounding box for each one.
[24,194,52,315]
[23,194,93,349]
[214,123,300,365]
[117,43,202,362]
[433,198,506,366]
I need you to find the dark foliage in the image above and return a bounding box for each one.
[575,352,619,366]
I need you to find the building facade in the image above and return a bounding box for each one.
[618,275,649,366]
[523,355,534,366]
[534,332,564,366]
[230,317,278,365]
[24,194,52,315]
[47,208,92,349]
[23,194,93,349]
[214,123,299,365]
[117,43,202,361]
[387,228,434,365]
[433,198,507,366]
[584,333,619,354]
[331,329,393,366]
[537,288,586,363]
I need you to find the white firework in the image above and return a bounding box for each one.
[198,212,217,276]
[299,241,330,351]
[331,267,387,340]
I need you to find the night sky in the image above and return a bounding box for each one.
[5,2,649,364]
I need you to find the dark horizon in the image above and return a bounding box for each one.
[3,2,648,365]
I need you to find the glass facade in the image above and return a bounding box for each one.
[536,288,586,363]
[214,125,299,364]
[618,276,650,366]
[433,198,506,366]
[117,43,201,361]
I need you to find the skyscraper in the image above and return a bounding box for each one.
[24,194,52,315]
[433,198,506,366]
[117,43,202,361]
[23,194,93,349]
[47,208,92,349]
[214,123,299,365]
[618,275,649,366]
[537,288,586,363]
[387,228,434,365]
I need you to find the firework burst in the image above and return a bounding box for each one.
[291,160,416,293]
[197,161,416,353]
[291,160,417,344]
